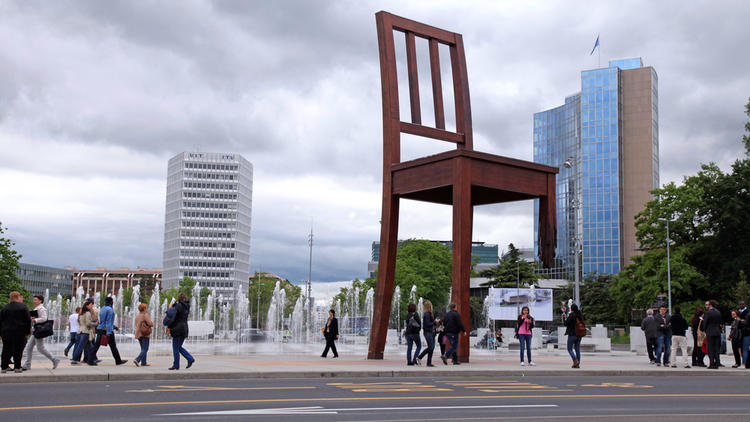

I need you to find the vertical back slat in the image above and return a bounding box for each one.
[405,31,421,125]
[429,38,445,129]
[450,34,472,149]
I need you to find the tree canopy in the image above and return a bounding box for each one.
[479,243,539,288]
[612,97,750,321]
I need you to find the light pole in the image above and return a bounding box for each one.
[658,217,673,314]
[564,157,581,307]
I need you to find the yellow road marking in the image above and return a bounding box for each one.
[479,389,573,393]
[4,394,750,412]
[329,381,452,393]
[580,383,652,389]
[126,385,316,393]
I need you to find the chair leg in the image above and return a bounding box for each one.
[368,194,399,360]
[452,158,473,363]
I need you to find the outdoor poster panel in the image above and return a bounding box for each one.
[487,288,553,321]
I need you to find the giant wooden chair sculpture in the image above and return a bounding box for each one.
[367,12,558,362]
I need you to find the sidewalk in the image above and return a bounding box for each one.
[2,349,747,384]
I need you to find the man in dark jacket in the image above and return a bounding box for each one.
[738,301,750,368]
[669,306,690,368]
[641,309,659,364]
[168,293,194,370]
[0,291,31,373]
[701,300,722,369]
[441,303,465,365]
[655,306,672,366]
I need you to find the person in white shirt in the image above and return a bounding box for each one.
[64,307,81,358]
[22,295,59,370]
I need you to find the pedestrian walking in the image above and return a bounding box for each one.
[63,307,81,358]
[320,309,339,358]
[73,300,98,366]
[737,301,750,368]
[655,306,672,366]
[436,318,446,357]
[0,291,31,373]
[641,309,659,364]
[701,300,722,369]
[133,303,154,367]
[21,295,59,371]
[168,293,195,370]
[729,309,743,368]
[565,304,584,368]
[416,301,436,367]
[516,306,535,366]
[93,296,127,366]
[441,303,465,365]
[404,303,421,366]
[691,308,706,367]
[669,306,690,368]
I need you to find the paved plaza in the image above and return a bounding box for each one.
[3,346,747,384]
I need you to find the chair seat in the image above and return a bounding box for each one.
[392,149,558,206]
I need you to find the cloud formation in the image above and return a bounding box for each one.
[1,1,748,283]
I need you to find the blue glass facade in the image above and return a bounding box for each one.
[533,95,581,280]
[534,57,658,278]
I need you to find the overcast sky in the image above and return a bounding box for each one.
[1,1,748,284]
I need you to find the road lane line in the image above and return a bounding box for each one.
[3,393,750,411]
[161,404,559,416]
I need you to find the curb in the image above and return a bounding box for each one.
[2,368,748,384]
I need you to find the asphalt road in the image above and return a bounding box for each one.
[1,376,749,421]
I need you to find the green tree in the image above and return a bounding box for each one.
[612,98,750,320]
[335,239,453,328]
[479,243,539,288]
[0,222,31,307]
[743,96,750,155]
[563,273,621,324]
[248,272,301,329]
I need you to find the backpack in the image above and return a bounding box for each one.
[574,316,586,337]
[139,320,152,337]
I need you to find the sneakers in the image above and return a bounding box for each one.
[52,359,59,370]
[133,360,140,367]
[520,362,525,367]
[529,362,536,366]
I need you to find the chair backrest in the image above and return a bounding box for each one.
[376,11,473,165]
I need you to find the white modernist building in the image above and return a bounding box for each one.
[162,151,253,300]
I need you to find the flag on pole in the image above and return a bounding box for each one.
[590,35,600,55]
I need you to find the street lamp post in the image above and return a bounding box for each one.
[564,157,581,307]
[658,218,672,314]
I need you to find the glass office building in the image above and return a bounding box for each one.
[16,263,74,298]
[162,152,253,300]
[534,58,659,278]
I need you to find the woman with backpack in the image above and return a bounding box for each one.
[133,303,154,367]
[404,303,421,365]
[565,303,584,368]
[516,306,535,366]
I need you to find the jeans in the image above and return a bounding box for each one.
[742,336,750,367]
[171,336,194,369]
[445,333,459,362]
[518,334,532,363]
[23,336,56,368]
[405,333,421,364]
[656,335,672,364]
[65,333,78,353]
[135,337,150,365]
[72,333,88,362]
[418,332,435,365]
[567,334,581,362]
